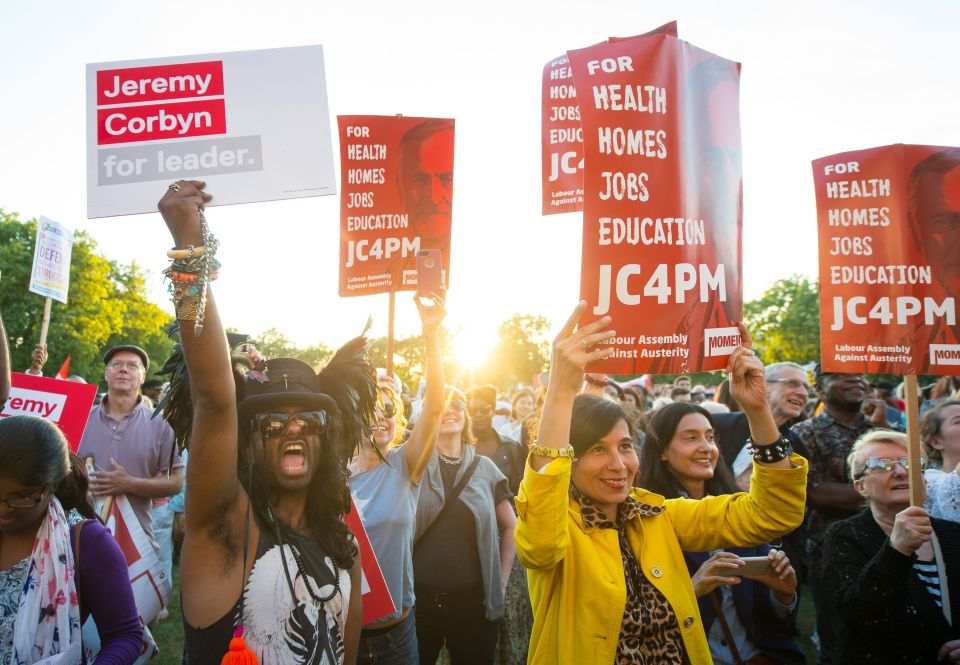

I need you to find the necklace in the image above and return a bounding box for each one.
[438,452,462,465]
[290,541,338,604]
[266,505,338,604]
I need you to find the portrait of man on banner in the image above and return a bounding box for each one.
[338,115,455,297]
[910,148,960,299]
[398,119,455,253]
[669,55,744,371]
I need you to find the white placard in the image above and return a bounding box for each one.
[86,45,337,218]
[29,216,73,304]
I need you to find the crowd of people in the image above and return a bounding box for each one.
[0,180,957,664]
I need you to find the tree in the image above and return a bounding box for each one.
[484,314,551,389]
[253,327,332,370]
[744,275,821,365]
[367,327,454,393]
[0,210,175,384]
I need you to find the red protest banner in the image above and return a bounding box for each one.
[337,115,455,297]
[541,22,678,216]
[2,373,97,451]
[344,499,397,625]
[813,144,960,375]
[566,34,743,374]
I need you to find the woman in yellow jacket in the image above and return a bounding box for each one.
[515,304,808,665]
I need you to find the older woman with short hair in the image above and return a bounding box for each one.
[823,429,960,664]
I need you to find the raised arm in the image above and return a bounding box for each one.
[404,292,446,483]
[514,303,613,570]
[156,181,241,530]
[728,324,793,470]
[531,302,613,469]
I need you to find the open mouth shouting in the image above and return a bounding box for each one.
[281,440,307,476]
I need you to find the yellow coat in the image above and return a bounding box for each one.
[514,454,808,665]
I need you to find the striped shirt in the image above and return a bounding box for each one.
[914,559,941,608]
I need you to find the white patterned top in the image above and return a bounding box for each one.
[924,467,960,523]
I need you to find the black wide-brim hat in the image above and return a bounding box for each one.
[236,357,342,425]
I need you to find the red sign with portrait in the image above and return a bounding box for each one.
[541,22,678,216]
[567,34,743,374]
[813,144,960,375]
[1,373,98,452]
[337,115,455,297]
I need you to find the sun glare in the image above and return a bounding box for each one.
[451,325,497,371]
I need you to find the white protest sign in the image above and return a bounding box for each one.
[29,216,73,304]
[86,45,337,218]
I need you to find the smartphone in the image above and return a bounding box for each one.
[738,556,773,576]
[416,249,443,297]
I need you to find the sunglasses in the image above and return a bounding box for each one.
[253,411,326,439]
[854,456,925,479]
[445,399,466,413]
[379,401,397,419]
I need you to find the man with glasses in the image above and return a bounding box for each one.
[792,364,892,665]
[78,344,183,551]
[713,361,815,590]
[713,361,812,465]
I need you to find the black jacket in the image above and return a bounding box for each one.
[823,509,960,664]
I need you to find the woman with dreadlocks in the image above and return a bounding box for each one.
[158,181,378,665]
[347,293,446,664]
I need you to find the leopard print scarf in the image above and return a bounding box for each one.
[571,486,687,665]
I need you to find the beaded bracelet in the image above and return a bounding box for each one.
[162,209,219,335]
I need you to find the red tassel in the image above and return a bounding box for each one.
[221,626,259,665]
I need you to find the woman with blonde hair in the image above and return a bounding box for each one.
[347,293,447,664]
[823,429,960,663]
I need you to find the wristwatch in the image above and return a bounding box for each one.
[530,444,576,459]
[746,436,793,464]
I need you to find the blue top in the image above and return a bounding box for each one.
[348,446,420,622]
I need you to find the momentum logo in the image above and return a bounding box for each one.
[704,327,742,358]
[930,344,960,366]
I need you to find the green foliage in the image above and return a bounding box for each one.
[253,327,332,370]
[744,275,821,365]
[482,314,551,389]
[0,210,174,385]
[366,327,454,392]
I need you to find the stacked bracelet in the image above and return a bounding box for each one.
[162,209,220,335]
[746,436,794,464]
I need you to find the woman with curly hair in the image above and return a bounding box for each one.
[348,293,447,664]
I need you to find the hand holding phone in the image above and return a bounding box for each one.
[416,250,443,297]
[737,556,773,577]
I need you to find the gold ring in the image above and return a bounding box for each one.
[169,182,181,192]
